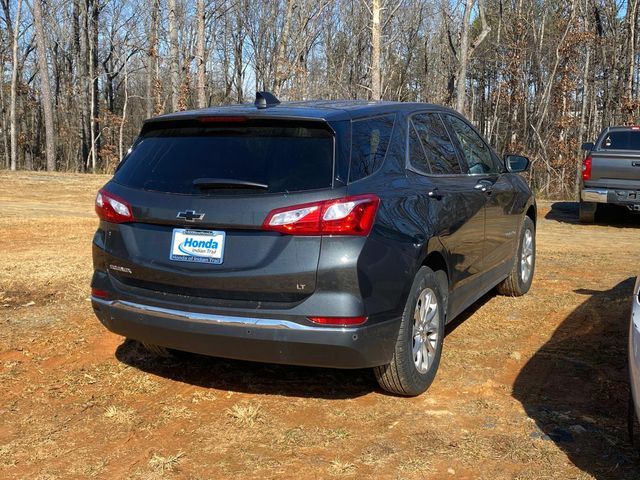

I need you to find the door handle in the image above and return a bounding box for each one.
[632,161,640,167]
[474,180,493,193]
[427,188,443,200]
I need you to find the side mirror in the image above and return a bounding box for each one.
[581,142,594,151]
[504,154,530,173]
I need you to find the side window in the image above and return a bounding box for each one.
[412,113,461,175]
[445,115,497,174]
[349,114,396,182]
[408,121,431,174]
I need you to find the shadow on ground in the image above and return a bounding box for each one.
[116,339,377,399]
[513,277,639,479]
[545,201,640,228]
[114,292,494,400]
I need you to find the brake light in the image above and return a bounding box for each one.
[263,194,380,236]
[308,316,367,326]
[95,188,134,223]
[198,116,247,123]
[582,156,592,181]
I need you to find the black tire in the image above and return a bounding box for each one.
[497,216,535,297]
[374,267,447,396]
[579,201,596,223]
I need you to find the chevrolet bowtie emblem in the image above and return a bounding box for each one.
[176,210,205,222]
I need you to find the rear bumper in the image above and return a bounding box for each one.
[92,297,399,369]
[582,187,640,208]
[581,188,608,203]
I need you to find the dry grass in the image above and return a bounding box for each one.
[104,405,135,425]
[328,459,357,476]
[148,451,185,474]
[225,403,264,426]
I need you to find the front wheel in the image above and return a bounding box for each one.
[497,216,535,296]
[374,267,447,396]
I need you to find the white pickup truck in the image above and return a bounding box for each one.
[580,126,640,223]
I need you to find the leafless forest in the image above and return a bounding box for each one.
[0,0,638,197]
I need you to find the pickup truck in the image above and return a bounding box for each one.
[580,126,640,223]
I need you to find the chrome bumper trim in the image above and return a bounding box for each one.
[92,297,353,331]
[581,188,608,203]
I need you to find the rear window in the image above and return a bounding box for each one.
[113,122,334,194]
[600,131,640,150]
[349,114,396,182]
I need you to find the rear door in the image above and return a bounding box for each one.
[102,118,343,303]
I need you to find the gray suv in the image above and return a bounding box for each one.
[92,94,536,396]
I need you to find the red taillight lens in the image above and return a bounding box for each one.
[95,188,134,223]
[263,194,380,236]
[91,287,111,299]
[582,156,592,181]
[308,316,367,326]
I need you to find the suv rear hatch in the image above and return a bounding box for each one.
[98,117,346,304]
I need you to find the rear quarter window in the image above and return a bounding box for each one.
[349,114,396,182]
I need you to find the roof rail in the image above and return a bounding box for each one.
[255,91,281,109]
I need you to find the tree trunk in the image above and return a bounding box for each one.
[169,0,179,111]
[196,0,207,108]
[273,0,294,96]
[370,0,382,100]
[146,0,159,118]
[9,0,22,171]
[33,0,56,171]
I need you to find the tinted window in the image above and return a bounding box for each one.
[349,114,395,182]
[113,123,334,194]
[600,131,640,150]
[408,121,431,173]
[446,115,497,174]
[412,114,461,174]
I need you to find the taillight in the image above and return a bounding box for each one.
[582,156,592,181]
[263,194,380,236]
[308,316,367,326]
[95,188,134,223]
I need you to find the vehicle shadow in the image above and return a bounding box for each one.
[114,291,496,399]
[545,201,640,228]
[513,277,639,479]
[115,339,376,400]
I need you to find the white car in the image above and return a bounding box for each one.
[628,276,640,440]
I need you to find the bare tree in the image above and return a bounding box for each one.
[169,0,179,111]
[9,0,22,170]
[32,0,56,170]
[196,0,207,108]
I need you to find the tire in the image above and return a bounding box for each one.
[497,216,535,297]
[579,201,596,223]
[374,267,447,396]
[140,341,173,358]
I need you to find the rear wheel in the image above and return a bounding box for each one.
[579,201,596,223]
[497,216,535,297]
[374,267,446,396]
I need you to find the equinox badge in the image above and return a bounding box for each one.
[177,210,205,222]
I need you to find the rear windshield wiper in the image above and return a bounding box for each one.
[192,178,269,190]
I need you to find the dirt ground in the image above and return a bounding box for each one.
[1,171,639,479]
